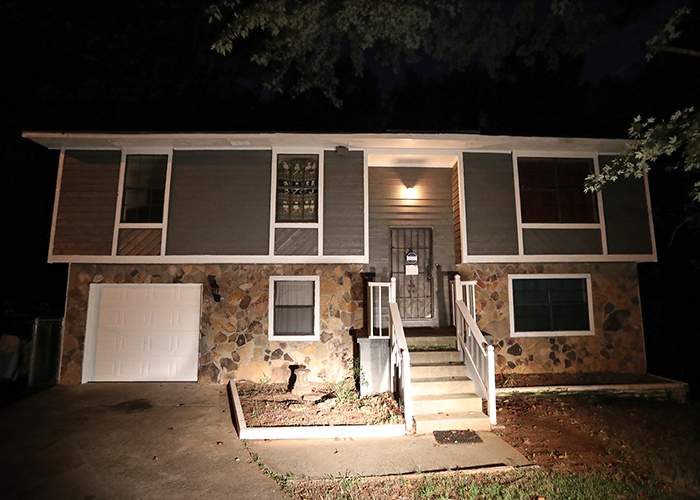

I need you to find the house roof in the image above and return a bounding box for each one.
[22,131,628,155]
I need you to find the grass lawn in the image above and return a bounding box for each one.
[255,395,700,499]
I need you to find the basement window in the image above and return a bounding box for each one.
[120,154,168,223]
[268,276,320,341]
[508,274,594,337]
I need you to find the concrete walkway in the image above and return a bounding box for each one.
[248,432,529,479]
[0,383,283,499]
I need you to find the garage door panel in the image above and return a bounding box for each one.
[89,284,201,382]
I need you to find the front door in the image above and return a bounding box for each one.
[390,227,434,324]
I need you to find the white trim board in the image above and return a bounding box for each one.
[507,273,595,338]
[49,254,369,264]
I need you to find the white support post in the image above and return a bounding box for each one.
[378,286,383,337]
[389,277,397,303]
[454,274,463,301]
[487,345,497,425]
[369,286,374,337]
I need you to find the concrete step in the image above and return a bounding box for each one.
[412,392,483,414]
[406,336,457,350]
[414,411,491,434]
[411,376,475,395]
[410,350,462,364]
[411,363,470,379]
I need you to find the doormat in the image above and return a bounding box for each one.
[433,430,483,444]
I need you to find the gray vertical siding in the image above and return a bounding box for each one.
[166,150,271,255]
[369,167,455,326]
[599,155,653,255]
[463,152,519,255]
[323,150,365,255]
[53,150,121,255]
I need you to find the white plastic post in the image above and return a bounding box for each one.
[454,274,463,301]
[389,277,397,303]
[369,285,374,337]
[487,344,497,425]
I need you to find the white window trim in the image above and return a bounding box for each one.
[509,151,609,258]
[507,273,595,338]
[268,275,321,342]
[111,148,173,256]
[269,149,325,257]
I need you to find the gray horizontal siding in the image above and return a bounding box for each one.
[369,167,455,326]
[599,155,653,255]
[275,228,318,255]
[166,150,271,255]
[53,150,121,255]
[463,152,519,255]
[523,229,603,254]
[323,150,364,255]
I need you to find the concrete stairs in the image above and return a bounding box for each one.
[405,327,491,434]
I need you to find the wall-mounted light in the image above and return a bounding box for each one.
[403,186,417,199]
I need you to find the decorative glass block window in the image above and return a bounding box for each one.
[517,157,599,224]
[509,275,594,337]
[120,155,168,223]
[269,276,320,341]
[275,154,319,223]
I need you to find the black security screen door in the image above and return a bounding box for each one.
[390,228,434,321]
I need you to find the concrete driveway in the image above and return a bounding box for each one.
[0,383,283,499]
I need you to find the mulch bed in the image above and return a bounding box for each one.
[237,381,404,427]
[496,372,669,388]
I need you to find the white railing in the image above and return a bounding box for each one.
[385,277,413,432]
[453,275,497,425]
[368,281,391,337]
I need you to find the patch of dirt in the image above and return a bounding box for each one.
[493,395,700,496]
[237,380,403,427]
[497,371,667,388]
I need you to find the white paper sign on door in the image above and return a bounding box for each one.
[405,264,419,275]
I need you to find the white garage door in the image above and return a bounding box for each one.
[87,284,202,382]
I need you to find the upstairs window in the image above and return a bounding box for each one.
[517,157,598,224]
[121,154,167,223]
[269,276,319,341]
[509,275,594,337]
[275,154,319,223]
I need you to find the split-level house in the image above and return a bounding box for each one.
[25,132,655,432]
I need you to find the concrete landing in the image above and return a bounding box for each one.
[247,432,529,479]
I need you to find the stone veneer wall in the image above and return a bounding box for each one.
[456,263,646,374]
[61,263,365,385]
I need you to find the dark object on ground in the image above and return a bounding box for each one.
[433,430,483,444]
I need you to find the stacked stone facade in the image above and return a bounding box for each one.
[456,262,646,374]
[61,263,365,384]
[60,261,647,385]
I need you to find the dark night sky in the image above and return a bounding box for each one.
[1,0,699,386]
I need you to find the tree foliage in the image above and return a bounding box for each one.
[207,0,597,104]
[585,7,700,202]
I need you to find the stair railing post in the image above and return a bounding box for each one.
[389,277,397,303]
[487,344,497,425]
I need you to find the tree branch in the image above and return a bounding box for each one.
[656,45,700,58]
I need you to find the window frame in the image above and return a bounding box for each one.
[268,149,325,257]
[507,273,595,338]
[268,275,321,342]
[511,152,609,257]
[111,148,173,256]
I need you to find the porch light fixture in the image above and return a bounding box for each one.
[403,186,417,199]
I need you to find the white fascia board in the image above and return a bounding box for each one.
[22,131,630,154]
